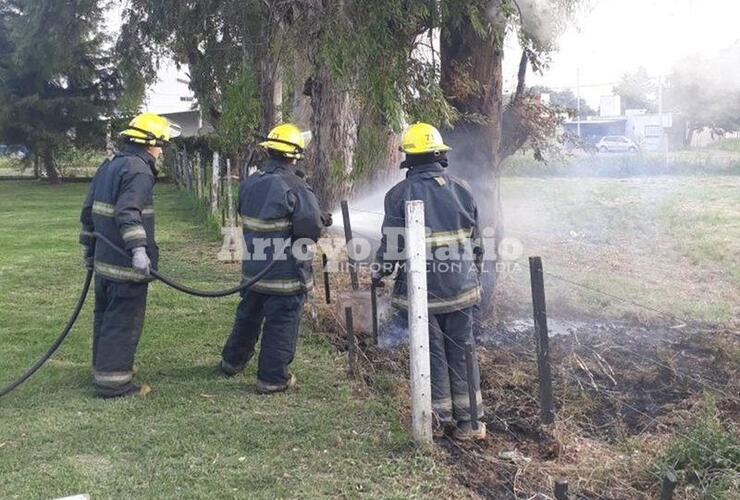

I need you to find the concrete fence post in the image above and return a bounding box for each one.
[405,200,432,445]
[211,152,220,217]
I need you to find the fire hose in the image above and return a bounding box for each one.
[0,233,276,398]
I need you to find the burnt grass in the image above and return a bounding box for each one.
[317,305,739,499]
[444,320,739,499]
[313,268,738,498]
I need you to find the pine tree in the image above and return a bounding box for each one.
[0,0,121,183]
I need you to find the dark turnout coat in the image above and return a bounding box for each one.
[79,144,158,283]
[239,159,323,295]
[376,162,484,314]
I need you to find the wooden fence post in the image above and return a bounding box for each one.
[554,478,569,500]
[340,200,359,291]
[405,200,433,445]
[529,256,555,425]
[322,253,331,304]
[370,283,379,344]
[660,471,677,500]
[183,146,192,191]
[195,152,203,200]
[465,343,480,431]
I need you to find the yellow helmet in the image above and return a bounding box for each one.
[259,123,306,160]
[120,112,182,147]
[400,122,451,155]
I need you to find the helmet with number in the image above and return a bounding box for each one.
[120,113,182,147]
[259,123,307,160]
[400,122,451,155]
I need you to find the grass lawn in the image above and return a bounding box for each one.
[0,182,455,499]
[497,176,740,324]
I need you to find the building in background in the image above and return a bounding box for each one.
[142,62,213,138]
[564,94,673,151]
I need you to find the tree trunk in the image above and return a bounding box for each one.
[306,65,358,211]
[440,12,505,321]
[41,146,61,184]
[258,35,283,131]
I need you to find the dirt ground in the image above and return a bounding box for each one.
[314,175,740,498]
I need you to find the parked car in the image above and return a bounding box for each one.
[595,136,639,153]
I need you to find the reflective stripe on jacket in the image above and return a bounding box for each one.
[376,162,484,314]
[79,144,158,283]
[240,159,323,295]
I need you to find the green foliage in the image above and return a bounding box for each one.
[54,146,108,177]
[666,43,740,138]
[656,395,739,498]
[613,66,656,112]
[708,138,740,152]
[0,1,121,155]
[531,86,596,116]
[216,69,262,155]
[120,0,262,127]
[352,123,389,180]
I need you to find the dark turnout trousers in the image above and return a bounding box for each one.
[429,306,484,424]
[92,276,148,396]
[222,290,305,385]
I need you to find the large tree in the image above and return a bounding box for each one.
[0,0,121,183]
[119,0,283,161]
[613,66,656,112]
[665,43,740,146]
[438,0,580,312]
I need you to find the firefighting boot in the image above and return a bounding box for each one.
[452,421,487,441]
[256,373,297,394]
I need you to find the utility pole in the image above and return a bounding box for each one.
[658,75,668,166]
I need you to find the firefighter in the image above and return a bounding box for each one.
[219,123,329,394]
[79,112,180,398]
[373,122,486,440]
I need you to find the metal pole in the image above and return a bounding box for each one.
[529,256,555,425]
[322,253,331,304]
[576,65,582,139]
[464,343,480,431]
[345,307,356,377]
[405,200,433,445]
[340,200,359,291]
[554,478,569,500]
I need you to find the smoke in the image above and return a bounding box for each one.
[487,0,574,53]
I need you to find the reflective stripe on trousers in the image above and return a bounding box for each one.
[92,276,148,395]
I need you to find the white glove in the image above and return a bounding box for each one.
[131,247,151,275]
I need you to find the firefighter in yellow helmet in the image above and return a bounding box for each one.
[374,122,486,440]
[219,123,331,393]
[78,112,180,397]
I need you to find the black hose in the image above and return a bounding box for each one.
[93,232,276,298]
[1,234,278,397]
[0,269,94,398]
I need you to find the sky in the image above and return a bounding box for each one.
[108,0,740,112]
[502,0,740,106]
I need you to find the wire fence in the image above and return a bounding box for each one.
[321,201,737,499]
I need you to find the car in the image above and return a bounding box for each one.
[595,136,639,153]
